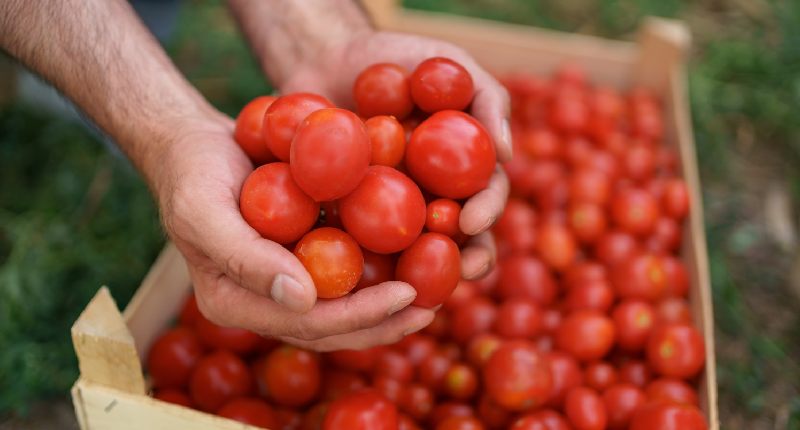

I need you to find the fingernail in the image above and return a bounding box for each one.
[501,118,512,159]
[271,274,309,312]
[388,290,417,316]
[403,317,433,336]
[471,215,496,236]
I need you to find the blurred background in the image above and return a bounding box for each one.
[1,0,799,428]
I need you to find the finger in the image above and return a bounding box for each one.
[459,166,510,235]
[468,68,512,162]
[460,231,497,280]
[279,306,435,352]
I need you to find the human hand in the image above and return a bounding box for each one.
[154,113,435,351]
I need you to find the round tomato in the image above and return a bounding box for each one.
[153,388,192,408]
[630,401,707,430]
[436,416,485,430]
[374,350,414,383]
[655,297,693,325]
[564,136,595,168]
[611,188,659,236]
[406,110,495,199]
[195,314,261,355]
[496,255,557,306]
[549,87,589,134]
[234,95,277,165]
[147,327,204,389]
[493,198,537,255]
[662,178,689,219]
[256,345,321,407]
[425,199,462,238]
[594,230,640,266]
[373,376,403,403]
[365,115,406,167]
[218,397,280,429]
[339,165,426,254]
[603,383,646,430]
[618,359,652,388]
[646,216,682,253]
[444,281,479,312]
[612,300,655,352]
[396,232,461,308]
[564,387,607,430]
[398,383,435,421]
[556,310,615,362]
[465,333,502,367]
[323,389,398,430]
[430,402,475,429]
[423,311,451,339]
[443,362,478,401]
[290,108,371,201]
[545,351,583,408]
[398,413,422,430]
[263,93,334,162]
[353,63,414,119]
[646,323,705,379]
[301,402,329,430]
[536,223,578,272]
[583,361,618,392]
[395,334,437,366]
[511,409,571,430]
[354,250,395,291]
[613,253,667,301]
[321,370,367,401]
[564,261,607,290]
[494,298,543,339]
[622,142,657,182]
[449,297,497,344]
[484,340,552,411]
[418,350,453,392]
[189,350,252,412]
[240,162,320,244]
[410,57,474,112]
[327,346,385,373]
[570,168,611,206]
[519,126,561,159]
[568,202,607,244]
[564,279,615,313]
[476,395,513,429]
[294,227,364,299]
[662,256,689,297]
[646,378,699,406]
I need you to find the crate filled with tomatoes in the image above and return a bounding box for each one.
[70,5,717,430]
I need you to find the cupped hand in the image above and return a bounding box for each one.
[280,30,511,279]
[155,113,434,351]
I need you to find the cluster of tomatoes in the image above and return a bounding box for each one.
[146,62,709,430]
[236,57,496,305]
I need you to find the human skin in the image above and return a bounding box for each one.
[0,0,510,350]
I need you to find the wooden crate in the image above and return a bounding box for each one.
[70,4,717,429]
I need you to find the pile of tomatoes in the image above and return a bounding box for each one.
[145,62,709,430]
[236,57,495,305]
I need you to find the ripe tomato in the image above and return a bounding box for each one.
[622,142,657,182]
[426,199,462,238]
[493,198,537,255]
[591,86,624,119]
[568,202,607,244]
[323,389,398,430]
[147,327,204,389]
[477,395,512,428]
[294,227,364,299]
[374,350,414,383]
[549,88,589,134]
[398,383,435,421]
[354,251,395,291]
[556,310,615,362]
[233,95,277,165]
[189,350,252,412]
[275,407,302,430]
[564,136,595,168]
[153,388,192,407]
[611,188,659,236]
[613,253,667,301]
[398,413,422,430]
[436,416,485,430]
[542,308,564,334]
[630,401,707,430]
[354,63,414,119]
[536,223,578,272]
[395,334,437,366]
[195,314,261,355]
[301,402,329,430]
[263,92,333,162]
[494,298,543,339]
[594,230,640,266]
[396,232,461,308]
[646,216,682,253]
[449,297,497,344]
[646,323,705,379]
[406,110,496,199]
[290,108,371,201]
[646,378,699,406]
[612,299,655,352]
[484,340,552,411]
[564,387,607,430]
[496,255,557,306]
[365,115,406,167]
[662,255,689,297]
[327,346,384,373]
[373,376,403,403]
[662,178,689,219]
[430,402,475,429]
[256,345,321,407]
[570,168,611,206]
[630,103,664,143]
[443,362,479,401]
[655,297,693,324]
[240,162,319,244]
[519,126,561,159]
[545,351,584,408]
[583,361,618,392]
[418,350,453,392]
[410,57,474,112]
[465,333,502,367]
[564,261,607,290]
[511,409,571,430]
[339,165,426,254]
[444,281,479,312]
[178,294,202,328]
[321,370,367,401]
[218,397,280,429]
[603,383,646,430]
[424,310,451,339]
[564,279,615,313]
[618,359,652,388]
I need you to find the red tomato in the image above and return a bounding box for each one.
[662,256,689,297]
[240,162,320,244]
[564,387,607,430]
[373,376,403,403]
[426,199,463,238]
[406,110,496,199]
[147,327,204,389]
[511,409,571,430]
[436,416,485,430]
[603,383,647,430]
[354,251,395,291]
[189,350,252,412]
[542,308,564,334]
[646,378,699,406]
[398,383,435,421]
[275,407,302,430]
[410,57,474,113]
[327,346,384,373]
[263,93,334,162]
[611,188,660,236]
[430,403,475,429]
[591,86,624,119]
[353,63,414,119]
[323,390,398,430]
[613,253,668,301]
[395,334,436,366]
[321,370,368,401]
[365,115,406,167]
[564,279,615,313]
[418,350,453,392]
[612,300,655,352]
[564,136,595,168]
[195,314,261,355]
[476,395,512,429]
[534,177,570,211]
[564,261,607,290]
[290,108,371,201]
[294,227,364,299]
[153,388,192,408]
[618,359,652,388]
[256,345,321,407]
[450,297,498,344]
[398,414,422,430]
[570,168,611,206]
[396,232,461,308]
[622,143,657,182]
[444,281,479,313]
[339,165,426,254]
[646,323,705,379]
[465,333,502,367]
[218,397,280,429]
[662,178,690,219]
[594,230,640,266]
[583,361,618,392]
[536,223,577,272]
[234,95,277,165]
[646,216,682,253]
[655,297,693,325]
[443,362,479,401]
[630,103,664,143]
[630,401,707,430]
[374,350,414,383]
[550,88,589,134]
[580,149,620,181]
[422,311,450,339]
[484,340,552,411]
[545,351,584,408]
[556,310,615,362]
[494,298,543,339]
[519,126,561,159]
[301,402,329,430]
[178,294,202,328]
[493,198,537,255]
[568,202,607,243]
[497,255,558,306]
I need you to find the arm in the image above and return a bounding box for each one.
[0,0,432,350]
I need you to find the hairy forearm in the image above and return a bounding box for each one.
[0,0,215,192]
[227,0,373,88]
